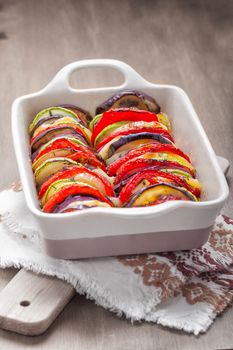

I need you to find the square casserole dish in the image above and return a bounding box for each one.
[11,59,229,259]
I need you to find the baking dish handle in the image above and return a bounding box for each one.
[45,59,150,92]
[217,156,230,175]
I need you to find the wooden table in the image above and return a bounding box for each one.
[0,0,232,348]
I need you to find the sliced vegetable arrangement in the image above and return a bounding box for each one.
[28,90,201,213]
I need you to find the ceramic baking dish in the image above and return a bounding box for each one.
[11,59,229,259]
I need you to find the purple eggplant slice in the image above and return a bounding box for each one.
[53,195,97,212]
[114,176,133,195]
[109,133,172,153]
[96,90,160,115]
[29,115,73,137]
[53,195,111,213]
[58,104,92,127]
[31,125,88,152]
[124,183,197,207]
[99,132,173,161]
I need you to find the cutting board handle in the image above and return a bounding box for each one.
[0,269,75,336]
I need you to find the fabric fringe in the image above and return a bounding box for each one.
[147,302,217,336]
[0,256,157,322]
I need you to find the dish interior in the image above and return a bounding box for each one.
[14,85,225,212]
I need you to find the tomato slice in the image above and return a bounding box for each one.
[95,127,174,151]
[119,169,200,203]
[63,208,77,213]
[114,158,194,185]
[39,166,114,199]
[68,151,105,170]
[91,109,159,145]
[43,184,113,213]
[33,137,94,161]
[107,144,191,176]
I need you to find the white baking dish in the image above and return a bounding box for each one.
[11,59,229,259]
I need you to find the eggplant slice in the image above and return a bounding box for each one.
[53,195,111,213]
[96,90,160,115]
[31,126,88,152]
[58,104,92,127]
[124,183,197,207]
[98,132,173,161]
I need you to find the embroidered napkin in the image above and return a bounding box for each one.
[0,182,232,336]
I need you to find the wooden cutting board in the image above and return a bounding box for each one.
[0,269,75,335]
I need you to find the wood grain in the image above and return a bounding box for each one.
[0,269,75,336]
[0,0,232,348]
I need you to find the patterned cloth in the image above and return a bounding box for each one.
[0,182,232,335]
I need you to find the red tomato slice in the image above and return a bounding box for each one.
[114,158,194,185]
[38,166,114,199]
[107,144,191,176]
[33,138,94,164]
[43,184,113,213]
[119,169,200,203]
[63,208,77,213]
[68,152,105,170]
[91,109,158,145]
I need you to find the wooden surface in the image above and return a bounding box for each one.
[0,0,232,348]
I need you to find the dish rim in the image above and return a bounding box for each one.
[11,59,229,219]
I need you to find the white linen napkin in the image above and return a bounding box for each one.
[0,182,232,336]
